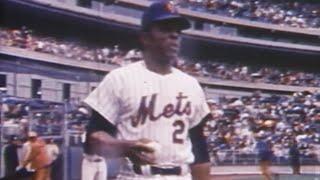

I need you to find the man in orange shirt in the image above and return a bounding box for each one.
[21,131,51,180]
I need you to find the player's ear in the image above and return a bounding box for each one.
[139,31,151,47]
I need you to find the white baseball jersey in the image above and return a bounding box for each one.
[85,61,210,166]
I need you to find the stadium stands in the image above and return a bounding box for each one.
[1,26,320,88]
[204,90,320,165]
[1,0,320,167]
[1,1,320,179]
[1,89,320,165]
[0,94,87,140]
[167,0,320,29]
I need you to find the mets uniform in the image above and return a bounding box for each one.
[84,60,210,179]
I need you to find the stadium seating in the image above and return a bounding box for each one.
[1,26,320,88]
[169,0,320,29]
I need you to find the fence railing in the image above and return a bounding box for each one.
[210,150,320,166]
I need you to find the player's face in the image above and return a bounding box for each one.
[143,21,181,63]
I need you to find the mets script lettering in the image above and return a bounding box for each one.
[131,92,191,127]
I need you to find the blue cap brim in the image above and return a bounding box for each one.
[143,15,190,31]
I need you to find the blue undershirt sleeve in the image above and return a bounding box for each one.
[189,113,212,164]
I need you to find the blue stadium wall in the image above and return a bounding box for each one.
[0,53,103,102]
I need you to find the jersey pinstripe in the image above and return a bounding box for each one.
[85,61,210,166]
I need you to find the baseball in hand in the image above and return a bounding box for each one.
[144,141,162,154]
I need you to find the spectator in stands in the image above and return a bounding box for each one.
[3,135,20,177]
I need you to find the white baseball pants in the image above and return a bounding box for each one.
[81,155,107,180]
[115,164,192,180]
[116,172,191,180]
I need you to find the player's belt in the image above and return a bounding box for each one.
[132,164,182,175]
[84,154,104,162]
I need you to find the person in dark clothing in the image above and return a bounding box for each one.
[289,140,301,174]
[3,135,20,176]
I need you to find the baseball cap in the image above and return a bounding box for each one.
[141,1,190,31]
[28,131,38,137]
[8,135,19,141]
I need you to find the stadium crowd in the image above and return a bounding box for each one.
[1,26,320,165]
[1,26,320,88]
[0,94,89,138]
[79,0,320,29]
[174,0,320,29]
[0,94,64,179]
[205,90,320,165]
[1,89,320,166]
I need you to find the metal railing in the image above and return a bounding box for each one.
[210,150,320,166]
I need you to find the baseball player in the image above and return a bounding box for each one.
[84,1,212,180]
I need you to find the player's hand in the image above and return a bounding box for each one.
[132,138,155,152]
[127,149,156,165]
[126,138,157,165]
